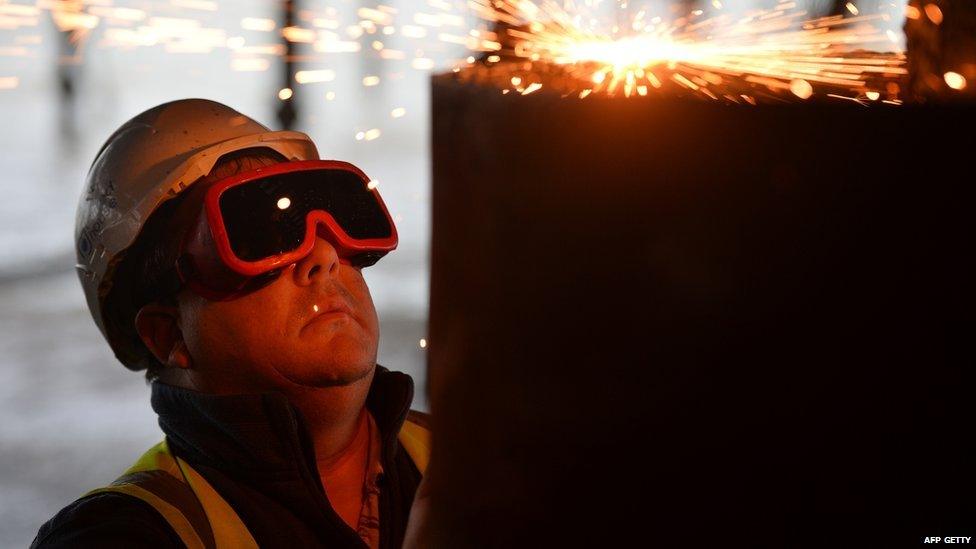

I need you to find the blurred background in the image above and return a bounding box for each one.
[0,1,475,545]
[0,0,910,546]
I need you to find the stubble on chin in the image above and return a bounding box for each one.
[274,349,377,389]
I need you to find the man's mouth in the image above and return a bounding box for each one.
[305,299,355,328]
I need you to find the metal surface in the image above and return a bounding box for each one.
[428,73,975,546]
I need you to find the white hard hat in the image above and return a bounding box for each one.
[76,98,319,369]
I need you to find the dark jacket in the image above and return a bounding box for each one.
[32,366,425,548]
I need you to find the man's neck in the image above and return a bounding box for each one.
[285,370,374,464]
[157,365,379,531]
[287,371,376,531]
[162,364,376,464]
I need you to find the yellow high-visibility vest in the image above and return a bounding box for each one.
[84,419,431,549]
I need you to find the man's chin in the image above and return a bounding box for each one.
[277,359,375,388]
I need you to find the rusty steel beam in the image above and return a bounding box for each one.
[425,72,976,546]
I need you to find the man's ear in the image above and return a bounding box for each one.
[135,304,191,369]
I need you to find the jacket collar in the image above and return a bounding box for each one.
[150,365,415,474]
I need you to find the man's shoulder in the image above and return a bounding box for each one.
[31,491,183,548]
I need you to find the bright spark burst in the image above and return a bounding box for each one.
[0,0,914,132]
[463,0,907,103]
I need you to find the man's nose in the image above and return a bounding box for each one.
[293,228,341,286]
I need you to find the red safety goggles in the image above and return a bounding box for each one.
[176,160,397,300]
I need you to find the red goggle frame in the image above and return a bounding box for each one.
[176,160,397,300]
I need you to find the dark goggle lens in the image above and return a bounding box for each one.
[218,168,392,262]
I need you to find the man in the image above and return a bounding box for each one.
[31,99,430,548]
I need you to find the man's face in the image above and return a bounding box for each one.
[176,234,380,391]
[155,156,379,393]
